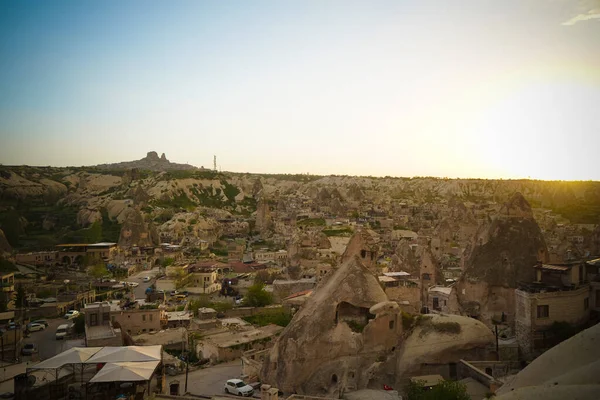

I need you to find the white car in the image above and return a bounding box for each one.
[64,310,80,319]
[224,379,254,397]
[26,322,46,332]
[143,277,151,282]
[127,282,139,287]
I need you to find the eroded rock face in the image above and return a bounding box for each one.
[118,208,158,247]
[0,229,11,254]
[341,229,381,273]
[261,256,392,396]
[457,193,548,323]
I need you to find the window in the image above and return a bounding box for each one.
[389,320,394,330]
[142,314,146,322]
[103,313,110,322]
[90,313,98,327]
[537,305,549,318]
[149,314,153,321]
[584,297,589,311]
[360,250,367,258]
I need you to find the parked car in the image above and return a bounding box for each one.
[55,324,72,340]
[26,322,46,332]
[127,282,139,287]
[30,319,49,327]
[21,343,38,356]
[170,290,179,296]
[64,310,80,319]
[143,277,151,282]
[224,379,254,397]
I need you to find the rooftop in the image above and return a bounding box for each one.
[86,325,119,340]
[205,324,283,348]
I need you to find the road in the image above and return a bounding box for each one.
[128,267,160,299]
[21,317,83,362]
[167,361,242,397]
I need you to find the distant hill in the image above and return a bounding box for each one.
[95,151,202,172]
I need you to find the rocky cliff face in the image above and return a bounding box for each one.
[457,193,549,323]
[96,151,199,171]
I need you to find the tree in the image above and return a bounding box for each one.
[73,314,85,335]
[88,262,108,279]
[168,267,188,290]
[15,284,26,308]
[243,282,273,307]
[406,379,470,400]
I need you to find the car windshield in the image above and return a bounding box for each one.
[236,382,247,388]
[24,344,34,349]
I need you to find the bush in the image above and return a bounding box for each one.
[406,379,469,400]
[347,320,366,333]
[243,310,292,327]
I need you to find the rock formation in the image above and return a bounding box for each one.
[261,255,393,396]
[0,229,11,254]
[457,193,549,324]
[261,254,495,397]
[255,197,273,236]
[96,151,198,171]
[118,208,159,247]
[495,323,600,399]
[341,229,381,273]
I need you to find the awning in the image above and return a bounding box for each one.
[86,345,162,363]
[89,361,160,383]
[28,347,103,370]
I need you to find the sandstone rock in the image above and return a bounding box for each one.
[0,229,11,254]
[77,208,102,227]
[96,152,198,172]
[118,208,158,247]
[261,255,390,396]
[457,193,548,324]
[496,323,600,399]
[341,229,381,273]
[255,197,273,236]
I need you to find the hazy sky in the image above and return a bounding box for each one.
[1,0,599,180]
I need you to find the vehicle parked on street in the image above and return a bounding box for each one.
[224,379,254,397]
[143,276,151,282]
[56,324,72,340]
[21,343,38,355]
[64,310,80,319]
[127,282,139,287]
[30,320,49,327]
[26,322,46,332]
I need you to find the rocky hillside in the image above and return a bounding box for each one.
[95,151,199,171]
[0,162,599,250]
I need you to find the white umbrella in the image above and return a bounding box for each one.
[89,361,160,382]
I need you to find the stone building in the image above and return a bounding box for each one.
[515,262,591,358]
[83,302,123,347]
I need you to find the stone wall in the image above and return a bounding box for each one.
[272,279,316,302]
[384,286,420,313]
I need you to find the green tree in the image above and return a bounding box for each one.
[243,282,273,307]
[167,267,188,290]
[73,314,85,335]
[406,379,470,400]
[88,262,108,279]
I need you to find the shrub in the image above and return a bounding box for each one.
[243,310,292,327]
[347,320,366,333]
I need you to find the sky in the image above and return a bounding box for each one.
[1,0,599,180]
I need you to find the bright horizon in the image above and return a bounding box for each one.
[1,1,600,181]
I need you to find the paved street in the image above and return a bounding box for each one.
[21,318,83,362]
[167,360,242,397]
[129,267,160,299]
